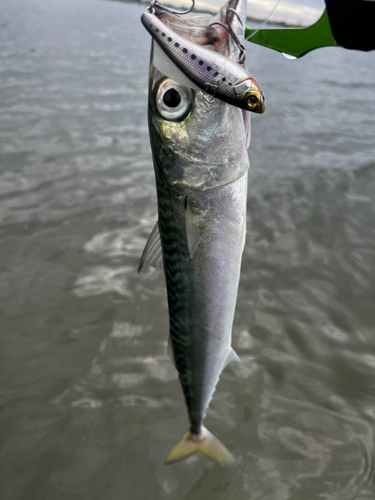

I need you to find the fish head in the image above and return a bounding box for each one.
[147,0,256,190]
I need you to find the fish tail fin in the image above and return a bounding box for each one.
[165,427,235,465]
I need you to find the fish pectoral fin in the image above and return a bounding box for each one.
[223,347,240,370]
[165,427,235,466]
[138,221,164,273]
[167,335,176,368]
[185,196,201,258]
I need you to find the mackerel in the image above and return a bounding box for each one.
[139,0,258,464]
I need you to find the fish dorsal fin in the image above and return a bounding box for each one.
[222,347,240,370]
[153,41,201,92]
[185,196,201,258]
[138,221,164,273]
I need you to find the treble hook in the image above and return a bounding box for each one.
[210,6,246,64]
[147,0,195,16]
[202,82,218,104]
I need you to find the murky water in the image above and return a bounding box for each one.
[1,0,375,498]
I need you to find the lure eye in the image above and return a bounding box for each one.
[156,79,193,121]
[247,95,258,108]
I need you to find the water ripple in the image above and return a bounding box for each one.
[73,266,133,297]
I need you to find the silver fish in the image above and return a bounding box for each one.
[139,0,254,464]
[141,7,265,113]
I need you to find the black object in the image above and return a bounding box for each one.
[325,0,375,51]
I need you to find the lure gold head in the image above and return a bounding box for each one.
[245,89,265,113]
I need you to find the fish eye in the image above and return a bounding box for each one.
[156,79,193,121]
[163,88,181,108]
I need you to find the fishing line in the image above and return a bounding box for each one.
[246,0,283,40]
[148,0,195,16]
[210,7,247,63]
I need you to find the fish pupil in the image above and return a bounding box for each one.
[163,88,181,108]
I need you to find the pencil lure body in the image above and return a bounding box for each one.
[141,9,265,113]
[139,0,256,465]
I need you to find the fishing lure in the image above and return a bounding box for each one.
[141,8,265,113]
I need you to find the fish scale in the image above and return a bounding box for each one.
[154,175,198,408]
[153,167,206,406]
